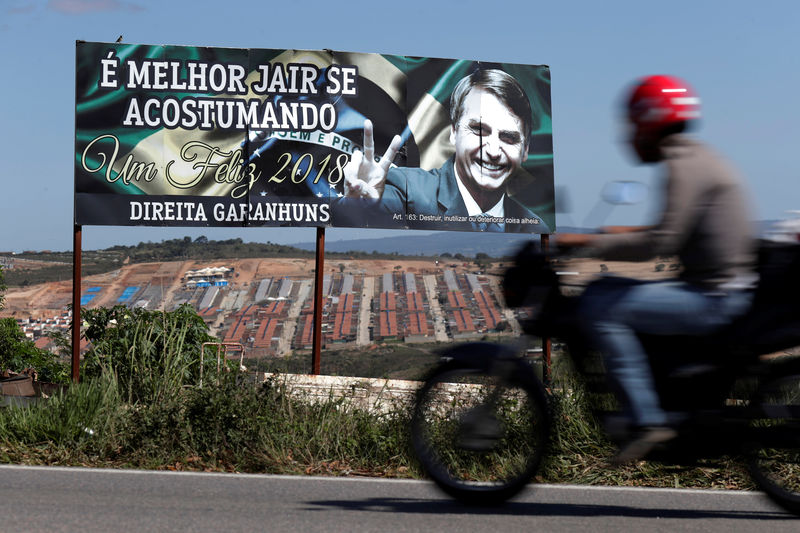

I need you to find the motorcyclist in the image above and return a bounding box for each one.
[557,75,757,463]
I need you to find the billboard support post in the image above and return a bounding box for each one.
[541,233,552,387]
[71,224,82,383]
[311,227,325,375]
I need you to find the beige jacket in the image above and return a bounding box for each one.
[592,135,756,288]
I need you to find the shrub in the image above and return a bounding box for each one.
[0,267,68,383]
[80,304,216,404]
[0,318,69,384]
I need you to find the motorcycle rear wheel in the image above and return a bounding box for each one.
[411,358,550,505]
[747,374,800,515]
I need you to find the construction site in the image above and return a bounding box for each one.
[2,256,536,358]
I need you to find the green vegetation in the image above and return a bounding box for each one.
[0,355,756,488]
[0,370,416,476]
[0,267,69,383]
[0,318,69,384]
[81,304,217,404]
[543,358,753,489]
[413,366,547,491]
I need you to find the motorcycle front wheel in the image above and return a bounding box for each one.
[747,373,800,515]
[411,358,550,505]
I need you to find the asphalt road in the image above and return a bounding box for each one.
[1,465,796,532]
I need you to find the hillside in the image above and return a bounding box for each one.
[0,237,428,288]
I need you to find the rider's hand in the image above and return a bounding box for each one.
[343,119,403,201]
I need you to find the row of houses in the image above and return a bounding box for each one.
[16,310,72,344]
[13,268,509,359]
[295,274,361,349]
[212,269,508,355]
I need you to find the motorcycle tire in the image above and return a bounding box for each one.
[747,374,800,516]
[411,357,551,505]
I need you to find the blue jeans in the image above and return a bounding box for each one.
[578,277,753,427]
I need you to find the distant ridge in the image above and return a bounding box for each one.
[292,228,587,257]
[293,221,780,257]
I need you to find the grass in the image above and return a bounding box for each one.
[0,371,418,477]
[538,354,755,490]
[0,305,760,490]
[0,362,757,490]
[413,370,546,485]
[0,375,124,464]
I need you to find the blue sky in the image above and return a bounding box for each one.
[1,0,798,252]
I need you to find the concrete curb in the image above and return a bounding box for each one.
[261,373,422,413]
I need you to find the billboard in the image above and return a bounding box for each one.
[75,42,554,233]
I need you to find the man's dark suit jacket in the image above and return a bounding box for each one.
[333,158,550,233]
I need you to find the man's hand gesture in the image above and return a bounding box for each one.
[343,119,403,200]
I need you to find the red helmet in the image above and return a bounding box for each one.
[627,75,701,132]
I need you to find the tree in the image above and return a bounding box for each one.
[0,318,68,382]
[474,252,492,270]
[0,267,68,382]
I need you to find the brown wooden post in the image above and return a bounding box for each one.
[540,233,552,386]
[71,224,82,383]
[311,227,325,375]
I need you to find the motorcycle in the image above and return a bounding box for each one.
[410,236,800,514]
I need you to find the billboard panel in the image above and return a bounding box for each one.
[75,42,554,233]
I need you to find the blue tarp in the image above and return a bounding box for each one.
[117,286,140,302]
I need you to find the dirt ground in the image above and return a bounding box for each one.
[552,257,675,285]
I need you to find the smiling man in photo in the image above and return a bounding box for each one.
[342,69,549,233]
